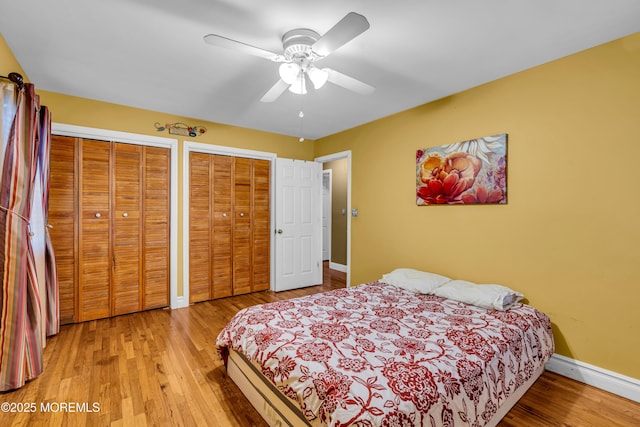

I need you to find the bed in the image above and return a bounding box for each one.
[216,273,554,427]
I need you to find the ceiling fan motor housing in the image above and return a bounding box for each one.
[282,29,321,62]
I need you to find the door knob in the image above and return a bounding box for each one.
[276,229,283,234]
[95,213,101,218]
[122,212,128,217]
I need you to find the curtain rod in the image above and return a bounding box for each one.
[0,72,24,88]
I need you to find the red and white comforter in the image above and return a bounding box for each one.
[217,282,554,427]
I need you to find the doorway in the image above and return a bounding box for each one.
[315,151,351,286]
[322,170,332,262]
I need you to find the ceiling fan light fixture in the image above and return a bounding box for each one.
[288,75,307,95]
[308,66,329,89]
[279,62,300,84]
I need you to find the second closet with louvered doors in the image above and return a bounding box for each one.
[189,153,270,303]
[49,135,171,323]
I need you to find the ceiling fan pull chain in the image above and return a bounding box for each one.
[298,110,305,142]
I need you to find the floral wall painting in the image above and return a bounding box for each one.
[416,133,507,205]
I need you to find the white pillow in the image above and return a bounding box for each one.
[380,268,451,294]
[432,280,524,311]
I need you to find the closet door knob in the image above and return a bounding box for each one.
[122,212,128,217]
[239,212,245,217]
[222,213,227,217]
[95,213,101,218]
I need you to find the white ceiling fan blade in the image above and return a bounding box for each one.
[260,79,290,102]
[326,69,375,95]
[204,34,284,62]
[312,12,370,57]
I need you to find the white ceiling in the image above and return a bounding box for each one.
[1,1,639,140]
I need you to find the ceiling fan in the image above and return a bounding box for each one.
[204,12,375,102]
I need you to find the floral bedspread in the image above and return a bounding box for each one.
[216,282,554,427]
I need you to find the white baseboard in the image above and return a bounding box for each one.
[329,262,347,273]
[545,353,640,403]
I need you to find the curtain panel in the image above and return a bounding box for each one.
[39,107,59,337]
[0,81,57,391]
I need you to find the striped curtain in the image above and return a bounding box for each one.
[0,81,56,391]
[38,107,59,337]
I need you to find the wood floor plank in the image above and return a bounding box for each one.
[1,263,638,426]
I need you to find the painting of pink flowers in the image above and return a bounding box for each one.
[416,134,507,205]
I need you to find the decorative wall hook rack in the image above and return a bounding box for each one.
[155,122,207,137]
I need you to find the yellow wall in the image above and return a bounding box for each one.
[315,33,640,379]
[1,33,314,298]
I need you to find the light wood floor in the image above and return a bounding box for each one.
[2,264,639,426]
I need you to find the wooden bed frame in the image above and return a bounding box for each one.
[226,348,546,427]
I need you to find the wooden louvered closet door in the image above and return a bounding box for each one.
[188,153,270,303]
[143,147,171,310]
[48,135,77,324]
[189,152,215,302]
[79,139,112,321]
[252,159,270,292]
[49,135,170,323]
[189,153,234,303]
[233,157,252,295]
[112,143,142,316]
[212,155,233,299]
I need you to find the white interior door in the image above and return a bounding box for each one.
[322,170,332,262]
[274,158,322,291]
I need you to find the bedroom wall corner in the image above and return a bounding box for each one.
[0,34,28,83]
[546,353,640,403]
